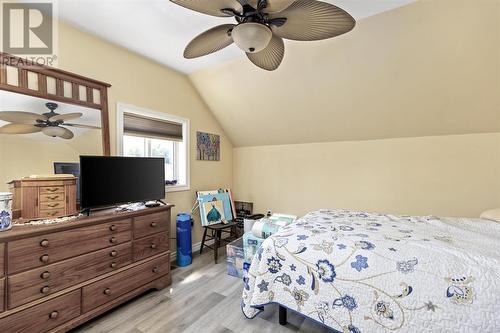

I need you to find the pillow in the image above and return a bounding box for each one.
[480,209,500,222]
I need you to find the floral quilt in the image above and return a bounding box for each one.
[241,209,500,332]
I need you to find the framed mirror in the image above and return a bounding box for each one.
[0,52,111,193]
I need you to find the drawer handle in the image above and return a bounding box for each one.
[103,288,112,296]
[41,271,51,279]
[109,224,117,231]
[40,254,50,263]
[110,237,117,244]
[47,195,59,200]
[47,211,58,217]
[110,262,117,269]
[110,250,118,257]
[150,221,158,228]
[152,266,159,273]
[49,311,59,320]
[150,243,157,250]
[41,286,51,294]
[40,239,49,248]
[47,203,60,208]
[46,188,58,193]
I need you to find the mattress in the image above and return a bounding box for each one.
[241,209,500,332]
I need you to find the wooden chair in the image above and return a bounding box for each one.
[199,221,239,264]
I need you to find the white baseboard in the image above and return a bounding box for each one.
[170,238,215,263]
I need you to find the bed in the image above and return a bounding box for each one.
[241,209,500,332]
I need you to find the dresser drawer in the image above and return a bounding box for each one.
[39,186,64,194]
[39,208,66,218]
[8,219,132,274]
[0,278,4,313]
[40,201,65,210]
[8,242,132,309]
[133,233,169,262]
[0,243,4,278]
[134,211,169,239]
[0,290,80,333]
[40,193,65,202]
[82,253,170,312]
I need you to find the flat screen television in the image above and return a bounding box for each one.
[80,156,165,209]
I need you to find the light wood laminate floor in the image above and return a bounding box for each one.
[71,249,333,333]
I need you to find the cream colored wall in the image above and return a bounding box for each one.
[0,130,102,192]
[47,23,232,246]
[498,1,500,208]
[188,0,500,219]
[0,136,89,191]
[233,133,500,218]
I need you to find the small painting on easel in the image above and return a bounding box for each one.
[202,199,225,226]
[197,131,220,161]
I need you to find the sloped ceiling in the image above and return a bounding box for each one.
[189,0,500,147]
[58,0,416,74]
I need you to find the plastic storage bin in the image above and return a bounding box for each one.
[226,237,245,278]
[243,231,265,263]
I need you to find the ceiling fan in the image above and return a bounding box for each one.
[171,0,356,71]
[0,102,100,140]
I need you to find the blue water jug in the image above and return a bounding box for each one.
[176,213,192,267]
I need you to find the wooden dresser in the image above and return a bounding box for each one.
[9,177,78,220]
[0,205,172,333]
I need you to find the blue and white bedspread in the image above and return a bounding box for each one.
[241,209,500,332]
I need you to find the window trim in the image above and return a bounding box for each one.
[117,102,190,193]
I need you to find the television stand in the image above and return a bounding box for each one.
[80,204,119,217]
[81,208,91,217]
[82,200,167,216]
[146,199,167,207]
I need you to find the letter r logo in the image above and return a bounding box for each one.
[2,3,53,54]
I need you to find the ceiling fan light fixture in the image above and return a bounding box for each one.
[42,126,66,137]
[232,22,272,53]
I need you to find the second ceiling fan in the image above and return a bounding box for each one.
[0,102,100,140]
[171,0,356,71]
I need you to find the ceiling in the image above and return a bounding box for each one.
[58,0,417,74]
[190,0,500,146]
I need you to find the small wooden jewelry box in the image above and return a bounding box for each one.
[8,175,78,220]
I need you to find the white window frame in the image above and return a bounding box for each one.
[116,103,190,192]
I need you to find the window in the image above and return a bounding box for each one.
[117,103,190,192]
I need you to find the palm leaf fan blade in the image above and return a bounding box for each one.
[269,0,356,41]
[0,123,42,134]
[0,111,47,124]
[49,112,83,122]
[246,34,284,71]
[64,123,101,130]
[58,127,74,140]
[170,0,242,17]
[184,24,236,59]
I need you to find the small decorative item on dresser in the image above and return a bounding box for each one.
[8,175,78,220]
[0,192,13,231]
